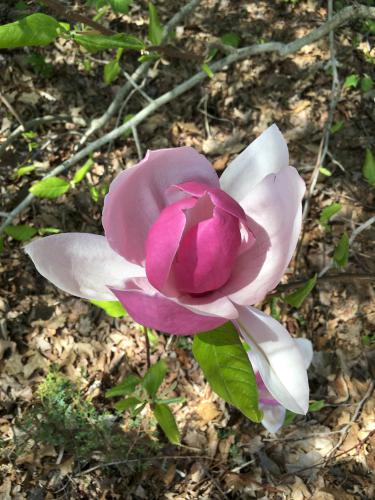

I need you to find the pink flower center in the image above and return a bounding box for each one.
[145,181,252,296]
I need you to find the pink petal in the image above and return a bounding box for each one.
[225,166,305,305]
[102,148,219,265]
[174,207,241,294]
[172,181,247,223]
[236,305,309,414]
[111,279,226,335]
[177,291,239,320]
[145,197,196,293]
[220,124,289,203]
[25,233,145,301]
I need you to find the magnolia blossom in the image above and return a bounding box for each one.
[25,124,309,415]
[248,338,313,433]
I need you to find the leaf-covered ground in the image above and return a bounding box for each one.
[1,1,375,498]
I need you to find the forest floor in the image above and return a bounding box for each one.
[0,0,375,498]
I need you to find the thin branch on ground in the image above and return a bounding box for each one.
[324,380,374,463]
[0,115,71,156]
[278,382,375,479]
[349,215,375,245]
[0,92,26,130]
[2,4,375,235]
[295,0,341,264]
[132,126,143,161]
[122,70,154,104]
[38,0,115,35]
[79,0,201,144]
[279,428,375,480]
[75,454,213,477]
[274,272,375,294]
[318,215,375,278]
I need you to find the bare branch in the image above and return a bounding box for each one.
[79,0,201,144]
[0,115,70,156]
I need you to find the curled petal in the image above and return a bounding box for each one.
[145,197,196,293]
[25,233,145,301]
[226,166,305,305]
[172,181,247,223]
[220,124,289,203]
[103,148,219,265]
[236,305,309,414]
[295,338,313,370]
[174,207,241,294]
[261,405,286,434]
[111,278,226,335]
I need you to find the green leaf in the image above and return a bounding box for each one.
[283,275,317,308]
[108,0,134,14]
[90,299,127,317]
[89,185,99,202]
[362,334,375,346]
[142,360,167,399]
[29,177,70,198]
[155,396,185,405]
[330,120,344,134]
[153,403,180,444]
[220,32,240,48]
[103,59,121,84]
[192,323,262,422]
[333,232,349,268]
[319,202,342,228]
[201,63,214,78]
[4,224,37,241]
[343,74,360,89]
[147,328,158,347]
[362,148,375,187]
[16,165,37,177]
[0,13,60,49]
[72,158,94,185]
[122,113,135,137]
[270,297,281,321]
[319,167,332,176]
[106,374,142,398]
[114,396,142,412]
[361,76,373,92]
[283,410,296,426]
[308,400,325,412]
[138,53,159,63]
[38,227,61,235]
[74,33,144,52]
[148,3,164,45]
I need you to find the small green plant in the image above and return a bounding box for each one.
[26,52,53,78]
[16,369,154,461]
[107,360,184,445]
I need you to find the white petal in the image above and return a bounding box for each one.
[220,124,289,203]
[225,166,305,306]
[295,338,313,370]
[235,305,309,414]
[261,405,286,433]
[25,233,145,301]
